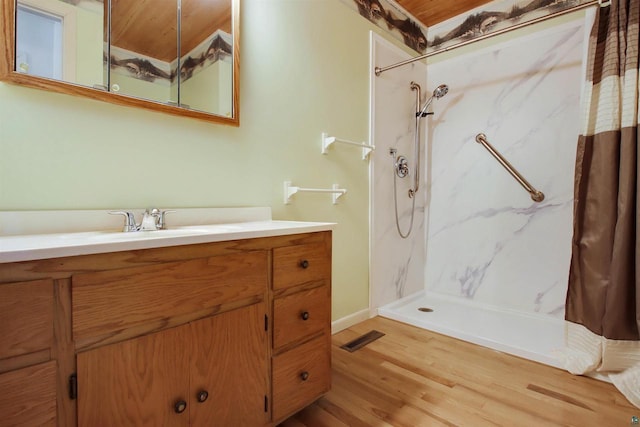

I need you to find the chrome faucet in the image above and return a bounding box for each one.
[139,209,160,231]
[109,208,175,232]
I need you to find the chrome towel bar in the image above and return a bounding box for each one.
[475,134,544,203]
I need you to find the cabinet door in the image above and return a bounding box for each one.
[77,325,190,427]
[0,361,57,426]
[190,303,269,427]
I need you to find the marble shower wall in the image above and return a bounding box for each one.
[424,20,587,318]
[370,34,427,310]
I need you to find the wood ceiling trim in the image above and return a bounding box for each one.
[110,0,231,63]
[395,0,495,27]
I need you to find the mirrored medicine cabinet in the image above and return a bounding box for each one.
[0,0,240,126]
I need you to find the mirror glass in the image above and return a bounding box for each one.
[109,0,178,105]
[15,0,105,89]
[179,0,233,116]
[12,0,236,121]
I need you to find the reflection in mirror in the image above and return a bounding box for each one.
[180,0,233,116]
[5,0,239,124]
[108,0,233,115]
[15,0,105,88]
[109,0,178,105]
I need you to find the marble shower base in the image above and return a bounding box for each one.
[378,290,565,369]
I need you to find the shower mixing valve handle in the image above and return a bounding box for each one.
[395,156,410,178]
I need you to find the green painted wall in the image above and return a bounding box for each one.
[0,0,411,321]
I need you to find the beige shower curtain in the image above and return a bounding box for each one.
[563,0,639,408]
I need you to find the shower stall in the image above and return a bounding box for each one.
[369,13,591,368]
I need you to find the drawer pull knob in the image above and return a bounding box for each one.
[300,259,310,269]
[301,311,310,321]
[300,371,310,381]
[174,400,187,414]
[197,390,209,403]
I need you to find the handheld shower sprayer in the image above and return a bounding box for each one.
[391,82,450,239]
[416,84,449,117]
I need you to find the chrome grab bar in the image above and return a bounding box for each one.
[475,134,545,203]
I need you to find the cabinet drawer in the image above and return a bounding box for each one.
[0,279,53,361]
[273,285,330,350]
[273,243,330,290]
[272,334,331,421]
[72,251,267,341]
[0,361,57,426]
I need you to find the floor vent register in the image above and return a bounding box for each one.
[340,330,385,352]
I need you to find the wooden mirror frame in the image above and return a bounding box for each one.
[0,0,240,126]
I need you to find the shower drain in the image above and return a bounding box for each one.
[418,307,434,313]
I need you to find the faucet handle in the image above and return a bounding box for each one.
[158,209,176,230]
[109,211,138,232]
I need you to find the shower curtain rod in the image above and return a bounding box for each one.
[374,0,604,76]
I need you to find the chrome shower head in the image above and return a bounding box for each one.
[417,83,449,117]
[433,84,449,99]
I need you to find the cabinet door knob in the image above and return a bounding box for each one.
[300,259,309,269]
[301,311,310,321]
[197,390,209,403]
[174,400,187,414]
[300,371,309,381]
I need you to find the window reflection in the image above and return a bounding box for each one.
[16,5,63,80]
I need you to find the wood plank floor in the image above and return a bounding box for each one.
[279,316,637,427]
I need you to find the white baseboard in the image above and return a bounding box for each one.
[331,308,371,335]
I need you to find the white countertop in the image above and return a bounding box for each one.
[0,220,334,263]
[0,208,335,263]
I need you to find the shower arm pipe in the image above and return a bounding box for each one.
[374,0,603,76]
[475,134,544,203]
[284,181,347,205]
[321,133,375,160]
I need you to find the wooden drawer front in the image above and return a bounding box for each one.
[272,334,331,421]
[273,285,330,350]
[0,361,57,426]
[0,279,54,361]
[273,243,330,290]
[72,251,267,341]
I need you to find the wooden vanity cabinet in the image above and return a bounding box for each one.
[77,303,268,427]
[0,279,57,427]
[72,250,270,427]
[0,230,331,426]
